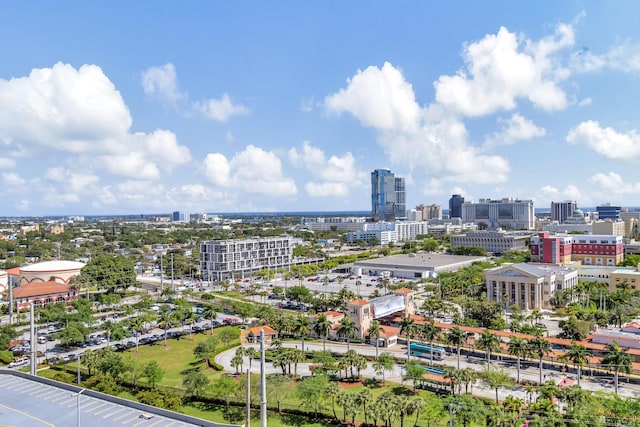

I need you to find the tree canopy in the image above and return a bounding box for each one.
[77,254,136,292]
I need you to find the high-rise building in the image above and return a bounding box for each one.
[462,198,535,230]
[371,169,406,221]
[597,203,621,220]
[416,204,442,220]
[449,195,464,219]
[551,200,577,224]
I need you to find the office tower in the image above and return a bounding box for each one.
[371,169,406,221]
[449,194,464,219]
[551,200,577,223]
[462,197,535,230]
[171,211,181,222]
[597,203,621,220]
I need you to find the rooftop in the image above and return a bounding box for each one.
[354,253,487,269]
[21,260,85,272]
[10,281,72,299]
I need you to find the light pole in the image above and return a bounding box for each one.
[77,388,85,427]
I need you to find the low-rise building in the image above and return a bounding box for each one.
[353,253,488,279]
[530,232,624,266]
[450,230,531,254]
[485,263,578,311]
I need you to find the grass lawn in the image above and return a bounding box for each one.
[184,402,334,427]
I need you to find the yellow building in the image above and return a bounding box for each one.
[610,267,640,292]
[592,220,625,237]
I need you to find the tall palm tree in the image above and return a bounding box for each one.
[128,317,144,353]
[367,320,384,360]
[355,388,373,427]
[400,316,419,361]
[560,343,590,386]
[528,336,551,385]
[294,315,310,352]
[158,310,176,348]
[337,314,356,351]
[201,302,217,335]
[445,327,467,369]
[600,340,633,394]
[476,329,500,366]
[507,336,528,383]
[314,314,332,351]
[421,323,440,366]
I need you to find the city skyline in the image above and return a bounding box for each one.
[1,2,640,216]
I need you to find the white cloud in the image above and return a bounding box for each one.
[193,93,249,122]
[203,145,297,196]
[0,158,15,169]
[434,24,572,116]
[324,63,510,186]
[2,172,25,188]
[567,120,640,159]
[288,141,367,197]
[540,185,560,199]
[573,41,640,73]
[577,97,592,107]
[589,172,640,195]
[304,182,349,197]
[484,113,545,149]
[141,63,184,103]
[325,62,421,133]
[136,129,192,171]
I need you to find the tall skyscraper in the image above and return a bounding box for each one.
[551,200,577,224]
[449,194,464,219]
[371,169,406,221]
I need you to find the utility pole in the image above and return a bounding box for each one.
[30,303,36,376]
[260,330,267,427]
[246,369,251,427]
[170,253,175,291]
[160,254,164,291]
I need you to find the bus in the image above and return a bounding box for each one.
[409,342,446,361]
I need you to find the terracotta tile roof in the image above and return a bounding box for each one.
[348,298,369,306]
[394,287,413,294]
[248,325,278,336]
[6,267,20,275]
[320,311,343,318]
[9,281,71,299]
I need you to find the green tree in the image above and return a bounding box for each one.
[143,361,164,388]
[476,329,500,366]
[294,315,311,352]
[136,388,182,411]
[421,323,440,366]
[560,343,590,386]
[266,374,291,413]
[325,380,340,420]
[77,254,135,293]
[182,371,210,397]
[297,374,329,417]
[482,365,512,404]
[445,327,467,370]
[212,375,238,406]
[404,360,425,392]
[337,314,356,351]
[373,352,394,384]
[314,314,332,351]
[367,320,384,360]
[400,316,419,361]
[600,340,633,394]
[193,337,218,362]
[528,336,551,385]
[507,336,528,383]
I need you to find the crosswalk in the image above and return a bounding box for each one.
[0,375,192,426]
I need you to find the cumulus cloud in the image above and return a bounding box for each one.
[288,141,366,196]
[203,145,296,196]
[434,24,573,116]
[325,63,510,185]
[142,63,249,122]
[567,120,640,159]
[573,41,640,74]
[484,113,546,149]
[589,172,640,195]
[193,93,249,122]
[0,62,192,183]
[537,184,586,206]
[141,63,184,103]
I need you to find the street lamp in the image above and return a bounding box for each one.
[77,388,85,427]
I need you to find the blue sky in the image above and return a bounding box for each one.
[1,1,640,216]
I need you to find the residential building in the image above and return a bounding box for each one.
[199,237,292,282]
[597,203,621,220]
[449,230,531,254]
[300,216,367,232]
[592,219,625,236]
[416,204,442,220]
[461,198,535,230]
[449,194,464,219]
[371,169,406,221]
[345,221,430,245]
[530,232,624,266]
[485,263,578,310]
[407,209,422,221]
[551,201,578,224]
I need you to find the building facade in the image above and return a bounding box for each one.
[551,201,578,224]
[597,204,621,220]
[416,204,442,220]
[485,263,578,310]
[461,198,535,230]
[530,232,624,266]
[371,169,406,221]
[199,237,292,282]
[449,194,464,219]
[449,230,531,254]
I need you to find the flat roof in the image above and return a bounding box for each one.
[354,253,487,270]
[0,370,238,427]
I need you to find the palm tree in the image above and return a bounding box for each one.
[128,316,144,353]
[560,343,590,386]
[158,310,176,348]
[507,336,528,383]
[410,397,426,427]
[314,314,331,351]
[421,323,440,366]
[337,314,356,351]
[325,381,340,420]
[355,388,373,427]
[482,365,512,404]
[476,329,500,366]
[528,336,551,385]
[600,340,633,394]
[202,302,217,335]
[294,315,310,352]
[503,395,525,417]
[400,316,419,361]
[445,327,467,369]
[367,320,384,360]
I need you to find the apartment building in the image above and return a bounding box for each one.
[530,232,624,266]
